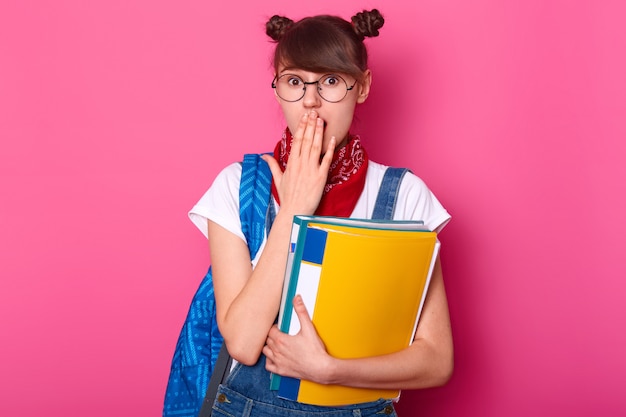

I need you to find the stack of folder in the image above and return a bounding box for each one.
[271,215,440,406]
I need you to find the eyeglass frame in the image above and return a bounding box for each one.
[271,73,358,103]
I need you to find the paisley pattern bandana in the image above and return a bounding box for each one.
[270,128,369,217]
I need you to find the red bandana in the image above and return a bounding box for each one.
[270,128,369,217]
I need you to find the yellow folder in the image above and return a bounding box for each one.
[272,215,439,406]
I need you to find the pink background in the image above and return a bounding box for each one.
[1,0,625,416]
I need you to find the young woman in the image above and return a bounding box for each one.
[189,9,453,417]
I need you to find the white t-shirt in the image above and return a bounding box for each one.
[189,160,450,265]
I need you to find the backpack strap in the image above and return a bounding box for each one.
[240,153,273,259]
[199,153,273,417]
[371,167,410,220]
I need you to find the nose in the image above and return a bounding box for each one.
[302,82,322,109]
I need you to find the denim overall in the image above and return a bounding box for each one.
[210,167,408,417]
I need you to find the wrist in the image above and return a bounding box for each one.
[318,355,340,385]
[273,210,297,227]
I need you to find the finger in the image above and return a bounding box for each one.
[261,154,283,185]
[319,136,336,171]
[264,355,278,374]
[262,344,273,359]
[300,111,319,158]
[266,324,281,341]
[263,346,278,372]
[290,112,309,158]
[293,295,315,335]
[308,117,324,161]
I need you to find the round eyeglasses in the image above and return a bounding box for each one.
[271,73,357,103]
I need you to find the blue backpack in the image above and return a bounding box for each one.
[163,154,273,417]
[163,153,408,417]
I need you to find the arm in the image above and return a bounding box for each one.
[210,111,336,365]
[263,255,454,389]
[208,212,293,365]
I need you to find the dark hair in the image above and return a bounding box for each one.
[265,9,384,81]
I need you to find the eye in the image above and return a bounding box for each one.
[286,76,303,87]
[321,75,341,87]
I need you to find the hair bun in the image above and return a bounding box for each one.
[266,15,294,41]
[351,9,385,39]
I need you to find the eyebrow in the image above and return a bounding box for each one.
[279,67,306,76]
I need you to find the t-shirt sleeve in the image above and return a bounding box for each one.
[393,172,451,233]
[188,162,245,241]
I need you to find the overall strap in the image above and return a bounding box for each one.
[371,167,410,221]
